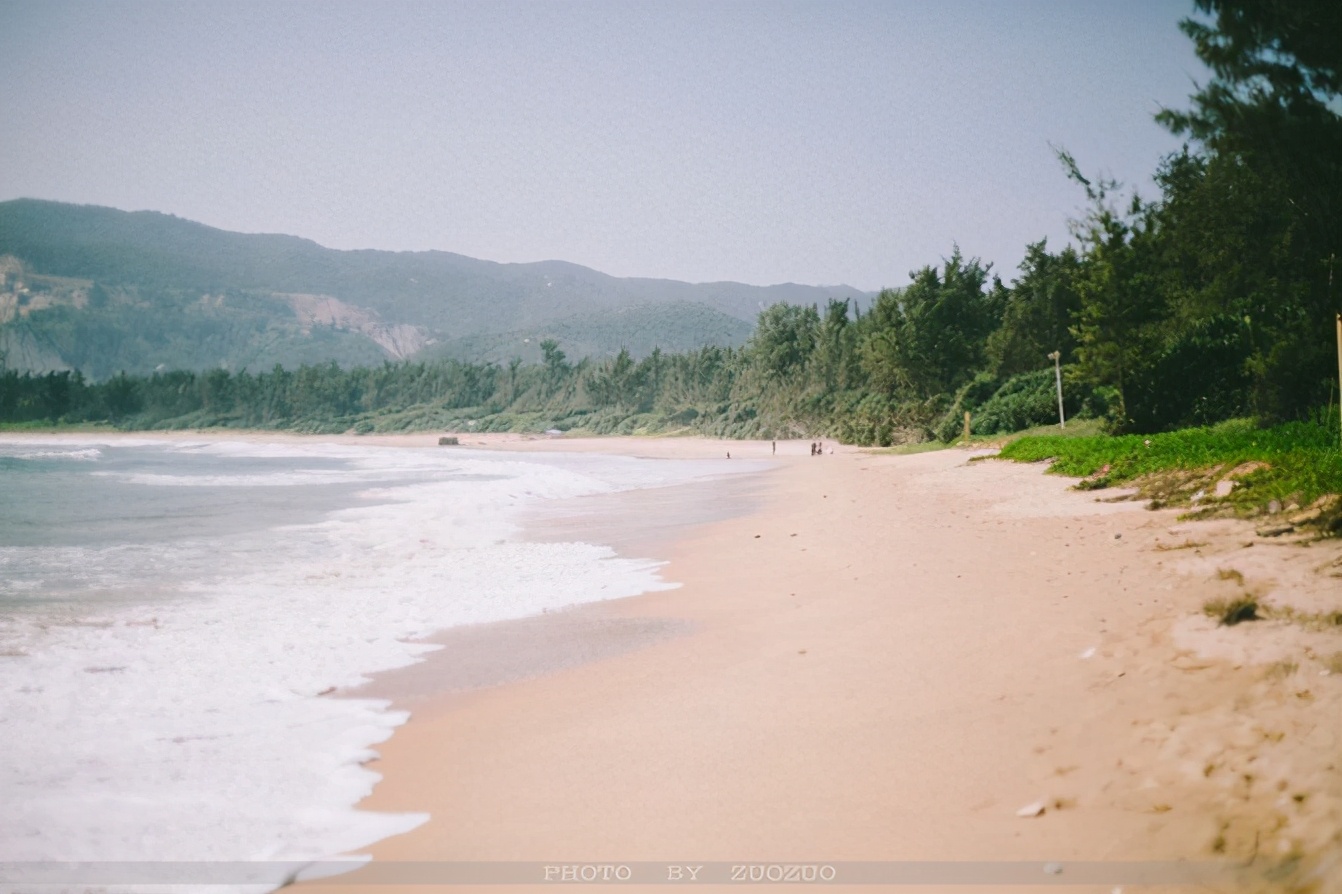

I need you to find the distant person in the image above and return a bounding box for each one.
[772,440,776,455]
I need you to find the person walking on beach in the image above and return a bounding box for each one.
[772,440,776,455]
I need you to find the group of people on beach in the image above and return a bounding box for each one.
[734,441,829,459]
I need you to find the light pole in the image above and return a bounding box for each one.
[1048,351,1065,429]
[1335,313,1341,447]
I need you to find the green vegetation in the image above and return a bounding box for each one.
[2,1,1339,477]
[1262,605,1342,631]
[1200,591,1342,630]
[0,346,758,436]
[998,412,1342,520]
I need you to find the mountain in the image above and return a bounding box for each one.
[0,199,871,378]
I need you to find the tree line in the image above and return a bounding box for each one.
[2,0,1338,445]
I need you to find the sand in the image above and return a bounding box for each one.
[284,436,1341,893]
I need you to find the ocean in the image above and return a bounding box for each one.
[0,436,762,891]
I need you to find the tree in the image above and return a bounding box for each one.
[749,303,820,379]
[588,348,641,409]
[1157,0,1342,418]
[811,298,860,391]
[987,240,1082,378]
[99,371,142,420]
[859,248,1000,400]
[506,357,523,403]
[1053,150,1168,428]
[540,339,569,395]
[1158,1,1341,149]
[857,288,908,396]
[42,370,77,421]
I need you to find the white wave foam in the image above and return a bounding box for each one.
[7,447,102,461]
[90,468,411,488]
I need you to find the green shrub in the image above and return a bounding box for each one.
[998,412,1342,512]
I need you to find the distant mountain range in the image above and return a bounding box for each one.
[0,199,872,378]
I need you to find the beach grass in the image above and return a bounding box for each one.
[1203,594,1260,626]
[975,417,1108,445]
[995,413,1342,516]
[867,418,1107,456]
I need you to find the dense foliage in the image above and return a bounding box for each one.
[2,1,1338,444]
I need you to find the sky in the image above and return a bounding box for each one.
[0,0,1209,292]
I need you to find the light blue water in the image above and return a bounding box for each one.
[2,446,358,545]
[0,443,441,611]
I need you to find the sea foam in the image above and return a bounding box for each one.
[11,447,102,461]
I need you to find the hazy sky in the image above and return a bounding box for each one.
[0,1,1208,291]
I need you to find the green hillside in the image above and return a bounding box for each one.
[0,199,870,378]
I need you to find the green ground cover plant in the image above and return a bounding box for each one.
[997,413,1342,516]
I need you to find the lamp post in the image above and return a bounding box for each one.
[1048,351,1065,429]
[1335,313,1341,447]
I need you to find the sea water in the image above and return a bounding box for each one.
[0,436,762,891]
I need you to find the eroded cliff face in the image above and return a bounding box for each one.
[0,257,81,372]
[0,325,71,374]
[0,254,430,376]
[0,256,94,324]
[281,292,431,359]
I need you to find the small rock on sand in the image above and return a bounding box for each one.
[1015,800,1047,818]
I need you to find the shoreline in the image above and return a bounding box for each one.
[346,460,774,710]
[0,427,828,461]
[297,440,1341,892]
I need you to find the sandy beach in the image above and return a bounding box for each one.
[276,434,1338,893]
